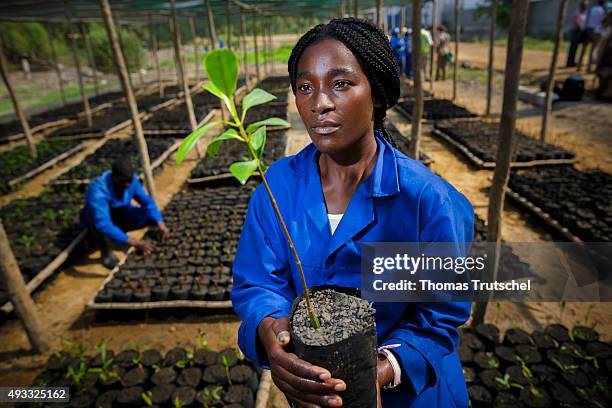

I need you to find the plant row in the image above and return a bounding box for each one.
[56,137,177,183]
[93,182,257,305]
[142,102,214,132]
[47,108,132,138]
[461,323,611,407]
[435,120,575,163]
[508,166,611,242]
[398,98,477,120]
[0,139,81,194]
[29,339,261,408]
[385,121,432,165]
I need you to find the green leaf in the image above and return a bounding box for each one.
[241,88,277,121]
[207,128,243,157]
[204,49,238,98]
[175,121,221,165]
[230,160,258,184]
[246,117,291,133]
[202,81,225,100]
[249,126,266,159]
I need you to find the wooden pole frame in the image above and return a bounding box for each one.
[170,0,198,133]
[241,7,250,81]
[81,23,100,96]
[252,10,261,82]
[149,15,163,97]
[100,0,158,201]
[472,0,530,326]
[376,0,382,28]
[541,0,569,142]
[204,0,218,49]
[485,0,498,116]
[0,221,50,353]
[354,0,360,18]
[189,17,200,84]
[227,0,232,48]
[0,39,37,159]
[45,24,67,106]
[453,0,460,101]
[409,0,423,160]
[430,0,437,91]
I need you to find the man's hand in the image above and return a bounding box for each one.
[127,237,154,256]
[157,221,170,241]
[258,316,345,407]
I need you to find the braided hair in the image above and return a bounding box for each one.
[288,17,401,147]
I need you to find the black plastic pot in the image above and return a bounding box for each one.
[115,386,143,407]
[289,286,377,408]
[178,367,202,388]
[150,383,176,406]
[224,384,254,408]
[151,285,170,301]
[151,367,177,385]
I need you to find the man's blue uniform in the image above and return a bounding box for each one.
[231,133,474,407]
[390,28,405,73]
[80,170,163,244]
[405,29,413,78]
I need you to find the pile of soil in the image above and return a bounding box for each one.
[93,181,257,304]
[398,99,477,120]
[435,120,575,163]
[462,324,612,407]
[56,137,176,183]
[0,139,81,194]
[385,121,432,165]
[47,108,131,138]
[190,130,287,179]
[508,166,611,242]
[0,187,83,303]
[29,342,261,408]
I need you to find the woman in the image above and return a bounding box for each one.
[435,25,451,81]
[231,18,473,407]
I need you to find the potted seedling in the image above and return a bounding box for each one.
[176,48,378,407]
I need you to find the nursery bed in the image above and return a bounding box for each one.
[396,98,478,123]
[433,120,576,169]
[386,121,433,166]
[89,181,258,310]
[142,101,216,136]
[50,136,180,186]
[507,167,612,242]
[46,107,134,140]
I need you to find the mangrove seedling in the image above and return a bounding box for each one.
[494,373,524,391]
[142,391,153,407]
[203,385,223,408]
[175,48,320,328]
[222,355,233,386]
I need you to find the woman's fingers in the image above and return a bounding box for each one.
[273,360,343,395]
[273,375,343,407]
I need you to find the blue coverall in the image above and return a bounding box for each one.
[405,32,413,79]
[390,34,405,73]
[231,133,474,407]
[80,170,163,244]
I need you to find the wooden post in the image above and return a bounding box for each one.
[453,0,460,101]
[252,11,261,82]
[0,221,50,353]
[65,5,93,127]
[485,0,498,116]
[45,24,67,106]
[409,0,423,159]
[354,0,360,18]
[241,8,250,81]
[149,15,163,97]
[541,0,569,142]
[227,0,232,49]
[429,0,437,91]
[0,39,37,159]
[170,0,198,132]
[376,0,383,29]
[100,0,158,201]
[189,17,200,84]
[204,0,218,49]
[472,0,530,326]
[81,23,99,96]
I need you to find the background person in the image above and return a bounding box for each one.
[390,27,405,73]
[567,1,589,67]
[404,27,413,79]
[578,0,607,71]
[80,159,169,269]
[435,25,451,81]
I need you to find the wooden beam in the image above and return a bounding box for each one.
[0,220,50,353]
[472,0,530,326]
[65,5,93,128]
[227,0,232,48]
[376,0,382,28]
[354,0,360,18]
[189,17,200,84]
[541,0,568,142]
[430,0,437,91]
[45,24,67,106]
[99,0,157,201]
[485,0,498,116]
[453,0,460,101]
[204,0,218,49]
[81,23,99,96]
[408,0,423,160]
[252,11,260,82]
[149,15,163,97]
[240,7,250,81]
[0,39,37,159]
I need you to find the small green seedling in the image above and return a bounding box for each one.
[222,355,233,386]
[142,390,153,407]
[203,385,223,408]
[494,373,524,390]
[175,48,320,329]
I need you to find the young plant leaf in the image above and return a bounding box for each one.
[230,159,258,184]
[202,82,231,112]
[175,121,222,165]
[241,88,277,121]
[204,49,238,98]
[207,128,243,157]
[249,126,266,159]
[246,117,291,133]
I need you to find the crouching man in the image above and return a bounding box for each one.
[80,159,169,269]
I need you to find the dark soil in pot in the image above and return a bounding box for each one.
[530,364,558,383]
[95,389,120,408]
[462,366,476,384]
[480,368,505,392]
[571,326,599,346]
[223,384,254,408]
[494,346,518,366]
[216,349,238,367]
[457,344,474,364]
[546,324,570,343]
[505,365,532,385]
[504,327,532,346]
[141,349,162,367]
[116,386,144,407]
[164,347,186,366]
[171,386,196,406]
[230,365,258,391]
[494,391,519,408]
[170,284,190,300]
[550,382,579,405]
[68,389,98,408]
[461,331,485,350]
[475,323,500,350]
[474,351,500,370]
[115,350,139,368]
[190,285,208,300]
[207,287,226,301]
[468,384,492,407]
[515,344,542,364]
[150,383,176,406]
[133,288,151,302]
[151,285,170,301]
[196,385,224,406]
[194,349,217,367]
[202,365,229,386]
[561,367,590,388]
[519,386,551,407]
[290,287,377,408]
[122,366,148,387]
[178,367,202,388]
[151,367,177,385]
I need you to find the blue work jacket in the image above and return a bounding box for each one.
[390,36,405,55]
[231,133,473,407]
[80,170,163,244]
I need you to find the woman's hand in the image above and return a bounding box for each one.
[376,354,394,408]
[258,316,346,407]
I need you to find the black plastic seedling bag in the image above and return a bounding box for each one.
[289,286,377,408]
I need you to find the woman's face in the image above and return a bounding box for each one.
[294,38,376,155]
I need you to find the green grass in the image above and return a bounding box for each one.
[477,36,569,53]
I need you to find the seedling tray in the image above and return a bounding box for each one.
[386,121,433,166]
[143,109,215,136]
[46,107,135,140]
[432,121,576,169]
[395,98,478,124]
[142,102,216,136]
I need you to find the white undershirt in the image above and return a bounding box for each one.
[327,213,344,235]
